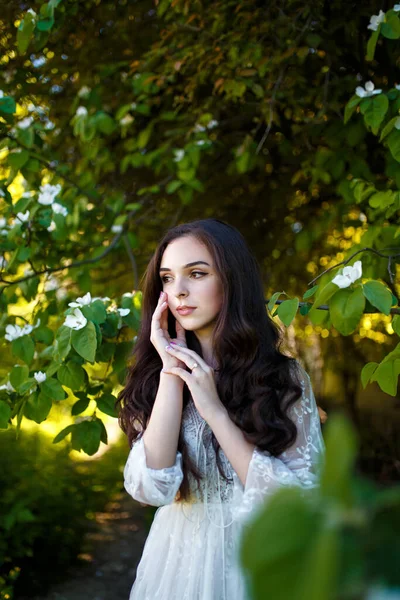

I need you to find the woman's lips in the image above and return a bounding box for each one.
[177,307,196,316]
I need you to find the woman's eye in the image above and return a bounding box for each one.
[161,271,206,283]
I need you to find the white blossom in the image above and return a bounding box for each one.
[0,90,4,98]
[63,307,87,330]
[394,4,400,11]
[120,114,134,126]
[34,371,47,383]
[196,140,206,146]
[332,260,362,288]
[173,149,185,162]
[207,119,218,129]
[194,124,206,132]
[395,84,400,90]
[130,102,137,110]
[16,211,30,223]
[27,8,37,18]
[17,116,34,129]
[52,202,68,216]
[367,10,385,31]
[76,106,88,117]
[0,217,6,228]
[68,292,92,308]
[0,190,5,196]
[56,287,68,301]
[122,292,134,297]
[5,324,27,341]
[111,224,123,233]
[355,81,382,98]
[47,220,56,232]
[118,308,130,316]
[38,183,62,205]
[0,256,8,269]
[92,296,111,302]
[0,381,16,393]
[78,86,91,98]
[44,276,59,291]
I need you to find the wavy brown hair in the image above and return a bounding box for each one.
[116,218,304,502]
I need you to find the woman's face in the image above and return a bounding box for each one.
[159,235,223,334]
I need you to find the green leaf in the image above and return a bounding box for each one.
[303,285,318,300]
[381,12,400,39]
[379,116,399,142]
[363,95,389,135]
[101,313,120,338]
[361,362,379,388]
[329,287,365,335]
[11,336,35,364]
[57,361,87,390]
[32,326,54,345]
[166,180,183,194]
[71,321,97,363]
[19,378,36,394]
[392,315,400,336]
[96,392,118,418]
[366,29,380,61]
[137,124,153,149]
[17,12,36,54]
[363,281,393,315]
[0,96,16,115]
[370,359,400,396]
[54,326,72,361]
[267,291,283,313]
[81,300,107,325]
[368,191,395,209]
[320,413,358,507]
[277,298,299,326]
[0,401,12,429]
[8,149,30,170]
[344,95,361,124]
[41,377,67,401]
[241,487,315,572]
[24,392,52,423]
[9,365,29,390]
[71,420,102,455]
[71,397,90,416]
[387,130,400,162]
[53,424,75,444]
[313,281,339,310]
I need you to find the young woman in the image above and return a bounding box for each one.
[117,218,325,600]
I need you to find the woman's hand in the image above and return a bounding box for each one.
[150,292,188,369]
[161,343,225,423]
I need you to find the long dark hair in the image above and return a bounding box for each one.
[116,218,303,502]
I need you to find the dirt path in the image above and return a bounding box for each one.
[29,491,149,600]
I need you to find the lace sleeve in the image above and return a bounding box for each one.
[123,436,184,507]
[231,363,325,526]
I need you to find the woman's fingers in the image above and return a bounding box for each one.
[165,344,208,371]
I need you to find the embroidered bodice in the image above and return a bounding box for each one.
[123,362,325,528]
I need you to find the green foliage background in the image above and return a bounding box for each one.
[1,0,400,598]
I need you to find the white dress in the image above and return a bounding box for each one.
[123,363,325,600]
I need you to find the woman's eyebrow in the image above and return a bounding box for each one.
[159,261,211,272]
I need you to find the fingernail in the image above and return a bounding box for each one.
[170,341,177,345]
[165,344,171,350]
[160,291,163,298]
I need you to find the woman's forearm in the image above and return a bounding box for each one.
[208,407,256,486]
[142,371,185,469]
